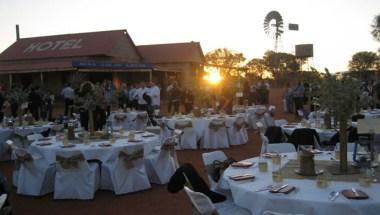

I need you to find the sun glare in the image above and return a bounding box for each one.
[203,67,223,85]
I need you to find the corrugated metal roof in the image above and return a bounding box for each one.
[0,30,128,61]
[137,42,205,64]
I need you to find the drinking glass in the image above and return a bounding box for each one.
[334,144,340,160]
[316,172,329,188]
[258,156,268,172]
[358,167,372,187]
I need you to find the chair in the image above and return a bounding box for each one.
[201,119,229,149]
[157,119,174,144]
[101,147,151,195]
[202,151,227,191]
[227,117,248,146]
[135,111,149,131]
[175,120,197,149]
[145,135,179,184]
[14,148,55,196]
[264,126,285,143]
[288,128,321,149]
[54,150,100,199]
[267,143,297,153]
[184,186,251,215]
[112,113,129,130]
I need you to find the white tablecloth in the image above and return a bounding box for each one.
[222,152,380,215]
[0,124,51,161]
[29,131,160,164]
[281,123,337,143]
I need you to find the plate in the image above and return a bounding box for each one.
[37,142,52,146]
[128,139,143,143]
[294,168,324,176]
[142,134,155,138]
[231,161,254,168]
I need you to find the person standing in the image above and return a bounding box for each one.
[136,82,148,111]
[292,82,305,117]
[28,87,42,120]
[183,88,194,114]
[128,84,138,109]
[45,90,55,121]
[61,83,75,116]
[169,82,181,114]
[148,82,160,111]
[118,83,129,110]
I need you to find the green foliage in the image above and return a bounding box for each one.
[371,13,380,43]
[69,72,87,90]
[245,58,268,79]
[205,48,246,77]
[74,82,105,111]
[348,51,378,71]
[6,87,29,105]
[318,71,361,120]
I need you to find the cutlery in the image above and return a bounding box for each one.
[329,191,340,201]
[351,188,359,197]
[272,184,288,192]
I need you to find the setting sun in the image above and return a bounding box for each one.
[203,66,223,85]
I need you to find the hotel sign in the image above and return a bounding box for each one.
[23,39,83,53]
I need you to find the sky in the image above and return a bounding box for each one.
[0,0,379,72]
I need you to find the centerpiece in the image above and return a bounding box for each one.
[318,70,361,172]
[6,87,29,126]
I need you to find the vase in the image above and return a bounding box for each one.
[88,110,95,136]
[339,117,348,172]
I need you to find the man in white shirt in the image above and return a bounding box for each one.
[60,83,75,116]
[147,82,160,110]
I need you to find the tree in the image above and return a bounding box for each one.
[348,51,378,71]
[245,58,269,79]
[205,48,246,77]
[262,51,300,86]
[371,13,380,43]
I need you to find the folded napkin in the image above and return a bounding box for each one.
[269,185,296,194]
[98,142,112,147]
[263,153,280,158]
[128,139,143,143]
[135,131,145,134]
[231,161,254,168]
[38,137,51,141]
[229,174,255,181]
[341,189,369,199]
[310,149,323,154]
[142,134,155,138]
[37,142,52,146]
[60,144,75,148]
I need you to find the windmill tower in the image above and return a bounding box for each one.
[264,11,284,52]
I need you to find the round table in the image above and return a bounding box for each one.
[29,131,160,164]
[281,123,337,143]
[222,152,380,215]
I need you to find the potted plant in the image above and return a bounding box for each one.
[319,70,361,172]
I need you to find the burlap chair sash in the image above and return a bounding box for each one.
[234,118,248,130]
[118,149,144,169]
[56,154,85,169]
[137,114,148,121]
[208,121,226,131]
[175,121,193,130]
[161,137,177,156]
[15,153,33,170]
[114,114,127,122]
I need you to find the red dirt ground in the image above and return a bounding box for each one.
[0,88,297,215]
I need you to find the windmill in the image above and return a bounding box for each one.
[264,11,284,52]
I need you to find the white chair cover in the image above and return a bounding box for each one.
[135,112,149,131]
[202,151,227,190]
[227,117,248,146]
[335,142,356,152]
[101,146,151,195]
[201,119,229,149]
[264,113,275,127]
[267,143,297,153]
[54,150,100,199]
[0,130,13,161]
[184,186,251,215]
[145,136,179,184]
[175,120,197,149]
[157,119,174,144]
[15,149,55,196]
